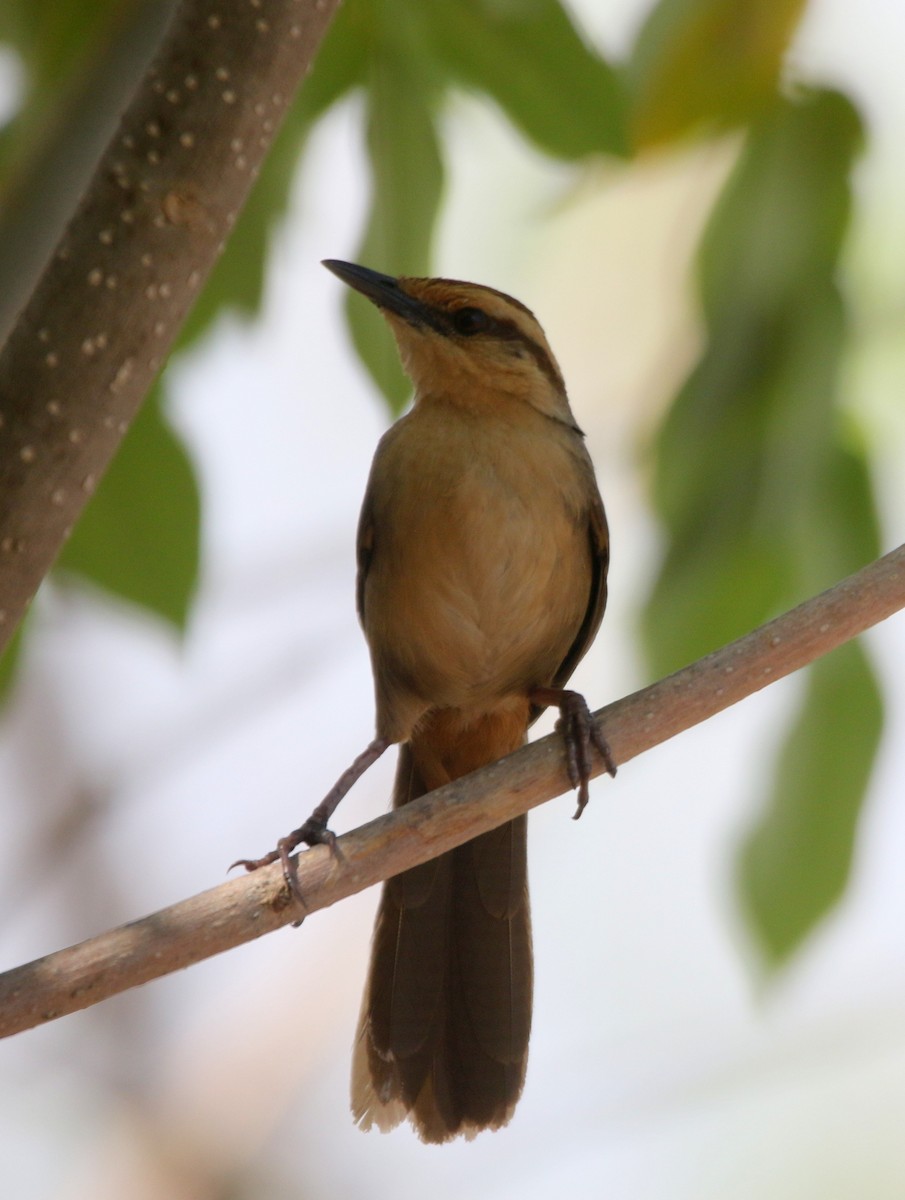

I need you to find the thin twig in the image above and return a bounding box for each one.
[0,544,903,1038]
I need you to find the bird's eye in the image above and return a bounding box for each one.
[451,306,491,336]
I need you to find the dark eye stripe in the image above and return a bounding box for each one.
[422,299,565,393]
[488,317,564,391]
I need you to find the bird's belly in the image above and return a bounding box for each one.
[365,485,589,722]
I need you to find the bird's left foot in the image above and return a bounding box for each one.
[529,687,616,818]
[230,817,338,922]
[229,735,392,918]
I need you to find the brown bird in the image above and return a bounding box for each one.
[239,260,614,1142]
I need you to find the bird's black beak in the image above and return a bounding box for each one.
[322,259,439,330]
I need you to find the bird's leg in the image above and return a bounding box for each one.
[232,736,392,907]
[529,687,616,819]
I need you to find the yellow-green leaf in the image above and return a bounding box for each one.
[627,0,808,148]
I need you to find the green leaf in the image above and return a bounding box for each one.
[0,620,25,703]
[57,384,200,630]
[643,524,792,673]
[340,0,626,406]
[627,0,809,147]
[644,93,869,671]
[738,643,883,965]
[699,90,863,323]
[293,0,371,126]
[642,90,883,963]
[0,0,139,188]
[426,0,627,159]
[349,36,445,411]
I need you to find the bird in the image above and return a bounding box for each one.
[238,259,614,1143]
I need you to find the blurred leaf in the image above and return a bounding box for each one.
[644,522,792,672]
[427,0,627,159]
[699,90,862,320]
[349,32,444,411]
[645,288,851,671]
[186,0,625,412]
[738,643,882,964]
[642,90,883,963]
[57,384,200,630]
[627,0,808,148]
[0,621,25,703]
[645,92,867,671]
[0,0,134,187]
[333,0,625,407]
[809,438,882,582]
[293,0,371,125]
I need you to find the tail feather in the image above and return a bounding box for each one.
[351,736,533,1143]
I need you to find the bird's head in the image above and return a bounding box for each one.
[323,260,578,428]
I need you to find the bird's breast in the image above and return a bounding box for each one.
[361,401,593,733]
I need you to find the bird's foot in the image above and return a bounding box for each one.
[529,687,616,819]
[230,816,338,924]
[229,735,392,921]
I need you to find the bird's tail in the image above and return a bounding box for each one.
[351,714,532,1143]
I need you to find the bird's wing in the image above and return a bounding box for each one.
[548,482,609,697]
[355,493,375,628]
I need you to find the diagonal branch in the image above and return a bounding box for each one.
[0,0,341,649]
[0,543,903,1039]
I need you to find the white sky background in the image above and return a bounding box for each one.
[2,1,905,1197]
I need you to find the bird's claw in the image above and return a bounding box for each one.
[229,850,280,873]
[230,819,340,927]
[229,736,390,921]
[550,690,616,819]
